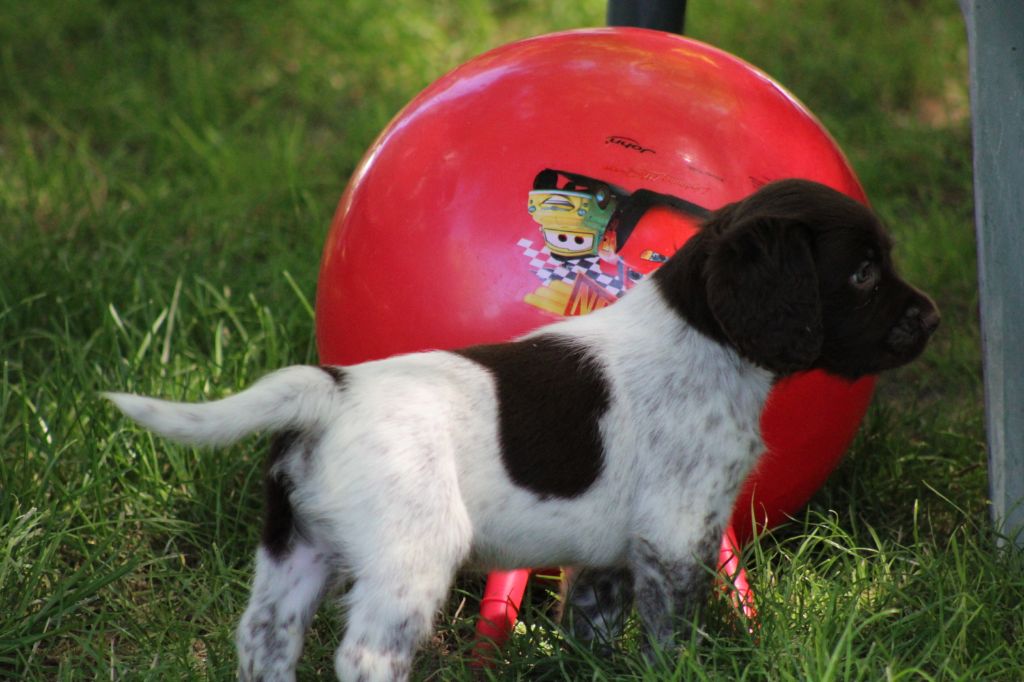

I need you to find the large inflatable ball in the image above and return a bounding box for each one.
[316,27,875,635]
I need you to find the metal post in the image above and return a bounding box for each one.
[960,0,1024,546]
[607,0,687,34]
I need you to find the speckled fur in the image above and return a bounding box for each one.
[108,283,771,681]
[105,180,939,681]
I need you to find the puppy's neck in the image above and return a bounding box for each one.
[650,229,731,349]
[578,273,774,398]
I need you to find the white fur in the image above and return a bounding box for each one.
[108,278,773,681]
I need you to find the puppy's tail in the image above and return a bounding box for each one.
[104,365,344,447]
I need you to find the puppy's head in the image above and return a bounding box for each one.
[654,179,939,379]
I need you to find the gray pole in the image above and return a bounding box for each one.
[960,1,1024,546]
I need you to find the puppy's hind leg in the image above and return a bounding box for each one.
[237,543,331,681]
[334,561,458,682]
[236,541,331,682]
[333,480,472,680]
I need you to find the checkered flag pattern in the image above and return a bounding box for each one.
[517,238,628,299]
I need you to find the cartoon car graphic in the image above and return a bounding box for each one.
[528,171,617,259]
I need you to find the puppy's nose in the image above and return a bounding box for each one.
[920,307,940,336]
[904,304,940,337]
[887,303,939,354]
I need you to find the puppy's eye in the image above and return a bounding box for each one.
[850,261,876,288]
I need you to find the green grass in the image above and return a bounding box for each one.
[2,0,1020,679]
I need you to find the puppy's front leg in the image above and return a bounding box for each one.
[559,566,634,653]
[628,535,717,659]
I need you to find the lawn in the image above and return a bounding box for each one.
[2,0,1021,679]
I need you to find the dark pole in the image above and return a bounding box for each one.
[607,0,687,34]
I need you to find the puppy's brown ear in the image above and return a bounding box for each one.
[705,218,822,374]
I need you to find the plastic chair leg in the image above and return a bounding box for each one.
[471,568,531,663]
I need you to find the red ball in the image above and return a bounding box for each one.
[316,28,874,544]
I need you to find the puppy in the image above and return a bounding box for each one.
[106,179,938,681]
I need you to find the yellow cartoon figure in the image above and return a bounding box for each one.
[528,171,617,259]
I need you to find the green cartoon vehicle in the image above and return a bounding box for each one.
[527,169,618,259]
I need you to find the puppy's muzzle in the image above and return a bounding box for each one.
[886,301,940,355]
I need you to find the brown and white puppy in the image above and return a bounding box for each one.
[106,179,938,682]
